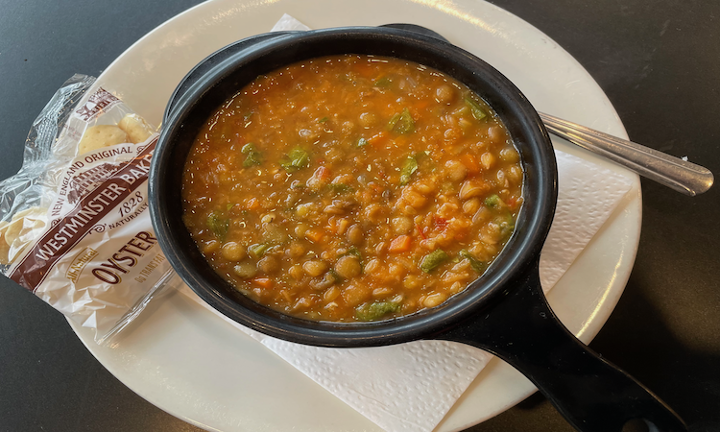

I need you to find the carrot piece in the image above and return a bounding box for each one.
[315,166,331,181]
[461,153,481,175]
[389,235,412,253]
[245,197,260,210]
[305,229,325,243]
[251,277,273,289]
[368,131,388,148]
[307,166,331,190]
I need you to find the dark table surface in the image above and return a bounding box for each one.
[1,1,718,431]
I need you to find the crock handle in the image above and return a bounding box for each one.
[436,260,686,432]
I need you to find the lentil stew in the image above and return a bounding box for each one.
[181,54,523,322]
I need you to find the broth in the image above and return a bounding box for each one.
[181,55,523,322]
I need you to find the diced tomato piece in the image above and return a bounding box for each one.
[434,216,448,230]
[461,153,481,175]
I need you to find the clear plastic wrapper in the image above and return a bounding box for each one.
[0,75,174,344]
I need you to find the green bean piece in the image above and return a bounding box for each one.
[464,96,487,121]
[413,150,436,172]
[460,249,487,273]
[328,183,355,194]
[318,117,329,123]
[420,249,449,273]
[388,108,415,134]
[280,147,311,172]
[497,213,515,239]
[374,77,392,87]
[485,194,503,209]
[241,143,263,167]
[206,211,229,241]
[243,153,262,167]
[356,301,402,321]
[248,243,271,259]
[400,156,419,185]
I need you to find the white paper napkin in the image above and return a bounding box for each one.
[177,14,635,432]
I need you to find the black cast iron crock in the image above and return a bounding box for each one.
[148,26,685,432]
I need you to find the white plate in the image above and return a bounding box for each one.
[69,1,641,431]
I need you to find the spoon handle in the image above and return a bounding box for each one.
[539,112,714,196]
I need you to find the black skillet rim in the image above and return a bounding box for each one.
[149,26,558,347]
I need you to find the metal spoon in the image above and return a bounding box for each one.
[540,112,714,196]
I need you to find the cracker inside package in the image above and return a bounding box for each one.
[0,75,174,344]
